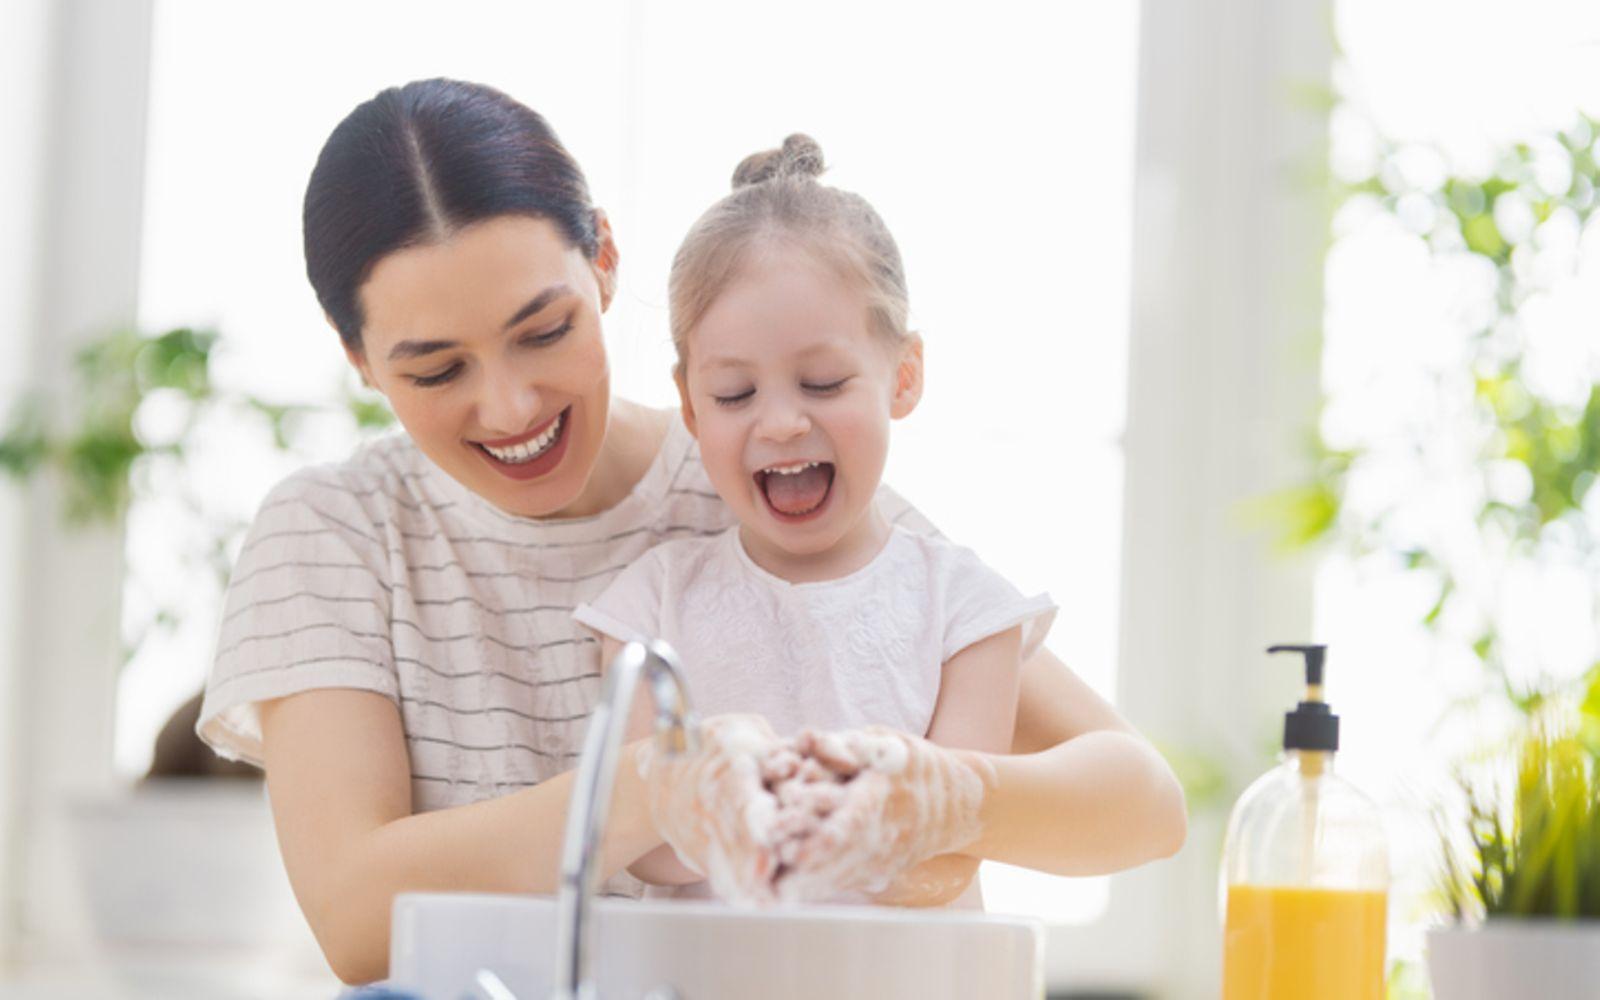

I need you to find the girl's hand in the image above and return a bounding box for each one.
[635,713,788,904]
[775,727,995,902]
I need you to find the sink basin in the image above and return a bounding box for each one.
[389,892,1044,999]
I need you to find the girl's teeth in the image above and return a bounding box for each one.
[767,461,819,476]
[483,414,563,464]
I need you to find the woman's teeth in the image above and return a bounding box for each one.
[481,413,563,464]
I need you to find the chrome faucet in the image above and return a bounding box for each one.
[550,639,698,1000]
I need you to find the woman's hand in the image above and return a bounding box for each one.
[635,713,788,904]
[868,853,983,908]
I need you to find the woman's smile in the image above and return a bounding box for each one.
[472,406,573,481]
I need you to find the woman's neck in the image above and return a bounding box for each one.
[554,399,672,519]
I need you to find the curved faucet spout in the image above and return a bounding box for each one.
[552,640,698,1000]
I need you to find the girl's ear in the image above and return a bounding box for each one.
[592,208,620,312]
[889,333,924,420]
[674,364,698,437]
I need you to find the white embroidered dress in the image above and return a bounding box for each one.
[573,525,1056,739]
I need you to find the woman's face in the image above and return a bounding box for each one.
[347,214,617,518]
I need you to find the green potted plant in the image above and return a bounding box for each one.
[2,327,392,755]
[1426,678,1600,999]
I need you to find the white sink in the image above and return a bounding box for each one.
[389,892,1044,999]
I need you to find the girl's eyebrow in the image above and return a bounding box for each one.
[386,284,574,362]
[699,341,850,371]
[698,356,752,371]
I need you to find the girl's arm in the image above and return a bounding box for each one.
[257,689,663,985]
[966,645,1187,874]
[788,648,1186,898]
[871,626,1024,907]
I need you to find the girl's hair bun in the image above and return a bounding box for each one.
[731,133,826,189]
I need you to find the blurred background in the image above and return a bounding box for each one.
[1,0,1597,997]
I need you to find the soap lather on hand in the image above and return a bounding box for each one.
[640,716,993,906]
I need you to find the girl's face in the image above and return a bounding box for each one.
[347,214,618,519]
[677,245,923,574]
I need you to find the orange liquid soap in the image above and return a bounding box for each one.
[1222,884,1387,1000]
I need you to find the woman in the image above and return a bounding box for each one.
[198,78,1186,985]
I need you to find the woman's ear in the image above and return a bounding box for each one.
[337,322,377,391]
[890,332,924,420]
[673,364,698,437]
[592,208,620,312]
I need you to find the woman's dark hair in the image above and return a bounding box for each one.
[303,78,599,351]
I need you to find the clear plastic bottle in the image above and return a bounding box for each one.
[1220,645,1389,1000]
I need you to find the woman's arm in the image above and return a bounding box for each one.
[966,645,1187,873]
[597,635,703,887]
[259,688,661,985]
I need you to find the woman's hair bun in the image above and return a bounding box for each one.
[731,134,826,189]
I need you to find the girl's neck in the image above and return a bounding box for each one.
[738,501,892,584]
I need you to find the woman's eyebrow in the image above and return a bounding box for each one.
[502,284,573,330]
[386,284,575,362]
[388,338,456,361]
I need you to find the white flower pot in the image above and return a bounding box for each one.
[1427,920,1600,1000]
[48,781,336,995]
[66,780,308,948]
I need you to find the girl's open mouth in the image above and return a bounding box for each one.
[472,407,572,481]
[755,461,835,523]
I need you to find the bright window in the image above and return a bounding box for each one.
[1322,0,1600,971]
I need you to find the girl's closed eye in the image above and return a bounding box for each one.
[711,387,755,407]
[801,376,851,395]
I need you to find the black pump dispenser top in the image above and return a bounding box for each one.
[1267,644,1339,753]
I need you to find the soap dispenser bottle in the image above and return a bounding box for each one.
[1220,645,1389,1000]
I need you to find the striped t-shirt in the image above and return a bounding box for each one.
[197,413,926,816]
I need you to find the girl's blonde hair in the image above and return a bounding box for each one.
[668,134,910,373]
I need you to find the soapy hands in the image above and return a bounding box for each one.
[774,728,993,903]
[639,716,994,905]
[636,713,784,900]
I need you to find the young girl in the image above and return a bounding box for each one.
[573,135,1056,907]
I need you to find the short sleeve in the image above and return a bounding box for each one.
[933,542,1057,665]
[572,547,669,646]
[876,482,942,539]
[197,471,399,767]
